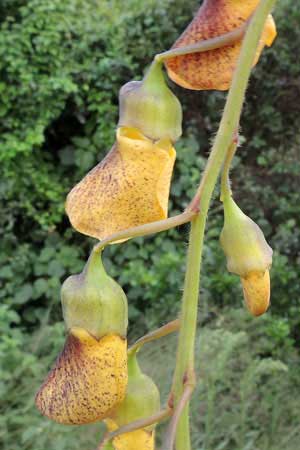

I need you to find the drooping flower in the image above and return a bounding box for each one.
[165,0,277,91]
[36,328,128,425]
[66,61,181,242]
[220,195,273,316]
[35,252,128,424]
[66,127,176,241]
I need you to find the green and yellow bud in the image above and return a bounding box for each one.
[118,61,182,142]
[220,196,273,316]
[35,252,128,425]
[105,351,160,450]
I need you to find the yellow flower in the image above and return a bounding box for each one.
[36,251,128,424]
[35,328,128,425]
[165,0,277,91]
[66,127,176,241]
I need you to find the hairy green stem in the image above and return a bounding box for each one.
[220,138,239,201]
[171,2,277,449]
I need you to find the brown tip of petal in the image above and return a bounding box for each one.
[165,0,277,91]
[241,271,270,317]
[66,128,176,241]
[112,430,155,450]
[35,329,127,425]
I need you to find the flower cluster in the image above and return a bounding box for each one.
[35,2,277,449]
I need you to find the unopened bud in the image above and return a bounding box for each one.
[220,196,272,278]
[106,351,160,450]
[220,196,273,317]
[119,61,182,142]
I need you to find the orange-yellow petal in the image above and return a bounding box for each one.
[66,127,176,241]
[241,270,270,317]
[165,0,277,91]
[106,421,155,450]
[35,328,127,425]
[112,430,154,450]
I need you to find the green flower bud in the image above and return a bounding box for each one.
[109,350,160,429]
[61,251,128,338]
[220,196,273,278]
[105,351,160,450]
[118,61,182,142]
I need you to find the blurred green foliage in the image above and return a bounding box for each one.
[1,0,300,449]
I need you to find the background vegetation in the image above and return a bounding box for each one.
[1,0,299,449]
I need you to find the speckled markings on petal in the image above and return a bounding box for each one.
[66,127,176,241]
[35,328,127,425]
[165,0,277,91]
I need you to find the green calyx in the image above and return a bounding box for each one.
[220,195,273,277]
[110,350,160,430]
[61,250,128,339]
[118,60,182,142]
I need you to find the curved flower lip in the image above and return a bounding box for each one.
[35,328,127,425]
[165,0,277,91]
[66,126,176,241]
[241,270,270,317]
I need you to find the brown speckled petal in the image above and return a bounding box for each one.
[165,0,277,91]
[66,127,176,241]
[35,328,127,425]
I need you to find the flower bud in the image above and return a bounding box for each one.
[165,0,276,91]
[105,351,160,450]
[119,62,182,142]
[66,127,176,241]
[35,252,128,424]
[61,251,128,339]
[220,196,272,278]
[220,196,273,317]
